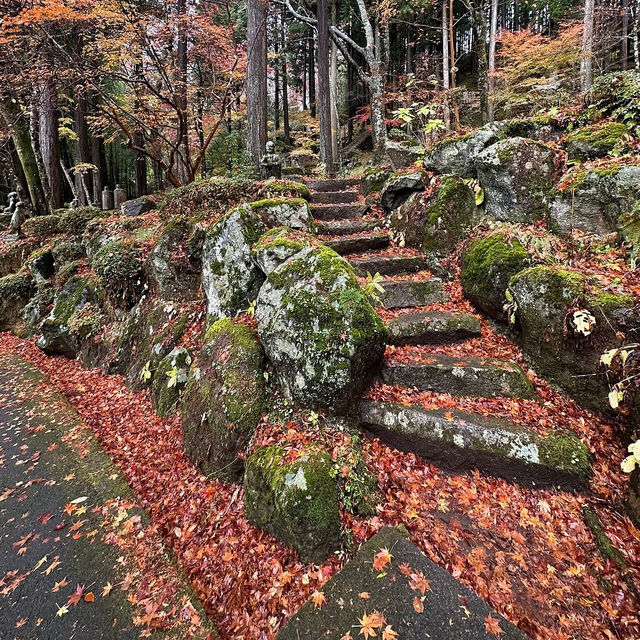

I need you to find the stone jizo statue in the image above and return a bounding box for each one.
[260,141,282,179]
[3,191,17,216]
[10,201,27,236]
[69,198,78,210]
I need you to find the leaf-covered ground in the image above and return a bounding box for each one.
[0,326,639,640]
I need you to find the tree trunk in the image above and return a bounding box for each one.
[581,0,595,92]
[73,93,93,205]
[133,132,148,196]
[0,98,48,213]
[449,0,460,129]
[247,0,268,169]
[622,0,629,69]
[281,7,291,145]
[488,0,499,121]
[317,0,334,176]
[369,72,387,159]
[39,76,63,209]
[274,26,281,133]
[442,0,451,130]
[29,90,53,212]
[175,0,191,183]
[330,0,340,168]
[635,2,640,69]
[309,32,317,118]
[472,0,490,124]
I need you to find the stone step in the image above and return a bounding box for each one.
[315,219,382,236]
[307,178,359,192]
[360,401,592,488]
[348,253,428,277]
[385,311,481,346]
[324,232,391,255]
[310,203,368,221]
[382,354,535,399]
[377,277,448,309]
[278,527,532,640]
[311,190,359,205]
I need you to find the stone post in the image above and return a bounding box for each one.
[102,186,114,211]
[113,184,126,209]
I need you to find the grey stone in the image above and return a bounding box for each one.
[386,140,422,170]
[380,173,424,213]
[121,196,155,217]
[325,232,390,255]
[476,137,562,223]
[201,205,266,319]
[360,401,592,488]
[385,310,481,346]
[249,198,314,232]
[376,277,448,309]
[256,245,387,413]
[348,254,427,277]
[278,527,532,640]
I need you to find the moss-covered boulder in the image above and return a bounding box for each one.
[548,165,640,238]
[23,214,61,238]
[380,173,424,213]
[461,234,531,319]
[0,272,35,332]
[360,168,392,197]
[423,127,499,178]
[112,299,191,389]
[37,275,103,358]
[257,178,311,201]
[181,318,265,481]
[508,266,639,413]
[391,175,476,257]
[0,239,41,277]
[476,137,562,223]
[248,198,314,232]
[145,220,201,301]
[51,240,85,268]
[151,347,192,418]
[91,240,146,309]
[59,206,103,235]
[244,445,341,563]
[21,285,54,336]
[565,122,629,161]
[251,227,318,276]
[201,206,266,319]
[25,248,55,284]
[256,246,387,414]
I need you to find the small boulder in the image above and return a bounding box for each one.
[508,266,639,413]
[391,175,476,257]
[245,445,341,563]
[201,206,266,319]
[181,318,265,481]
[386,140,422,170]
[248,198,314,232]
[26,249,55,284]
[548,165,640,238]
[252,227,318,276]
[121,196,156,217]
[380,173,424,213]
[146,219,201,301]
[151,347,192,417]
[565,122,630,161]
[476,137,562,223]
[23,214,61,238]
[256,246,387,413]
[0,272,35,332]
[360,168,392,196]
[461,233,531,319]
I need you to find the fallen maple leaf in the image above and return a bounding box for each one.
[359,592,371,600]
[52,578,68,593]
[68,584,85,606]
[55,604,69,617]
[311,590,326,609]
[484,615,504,637]
[102,582,113,597]
[409,572,432,595]
[84,592,95,603]
[372,548,392,572]
[358,611,385,639]
[382,625,398,640]
[412,597,424,613]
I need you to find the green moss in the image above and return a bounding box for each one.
[566,122,629,160]
[539,431,592,483]
[461,234,530,316]
[91,240,145,308]
[510,266,585,303]
[23,214,61,238]
[59,207,104,235]
[51,276,99,324]
[249,197,307,210]
[52,240,85,266]
[588,290,635,314]
[253,227,317,254]
[562,165,624,191]
[0,272,34,300]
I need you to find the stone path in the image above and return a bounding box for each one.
[0,354,215,640]
[278,526,531,639]
[311,178,591,489]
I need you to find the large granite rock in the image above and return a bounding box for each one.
[150,347,192,418]
[548,165,640,238]
[461,233,531,320]
[245,445,341,563]
[476,137,562,223]
[391,175,476,257]
[278,527,532,639]
[248,198,314,232]
[201,206,266,319]
[0,272,35,332]
[251,227,318,276]
[181,318,265,481]
[256,246,387,414]
[121,196,156,217]
[145,219,201,301]
[386,140,422,170]
[37,276,103,358]
[380,173,424,213]
[508,266,640,413]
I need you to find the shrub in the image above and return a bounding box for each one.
[23,215,61,238]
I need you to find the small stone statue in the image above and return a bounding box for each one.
[3,191,17,215]
[69,198,78,210]
[260,141,282,179]
[102,186,114,211]
[113,184,126,209]
[9,201,27,237]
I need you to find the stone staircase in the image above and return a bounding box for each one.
[309,178,591,489]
